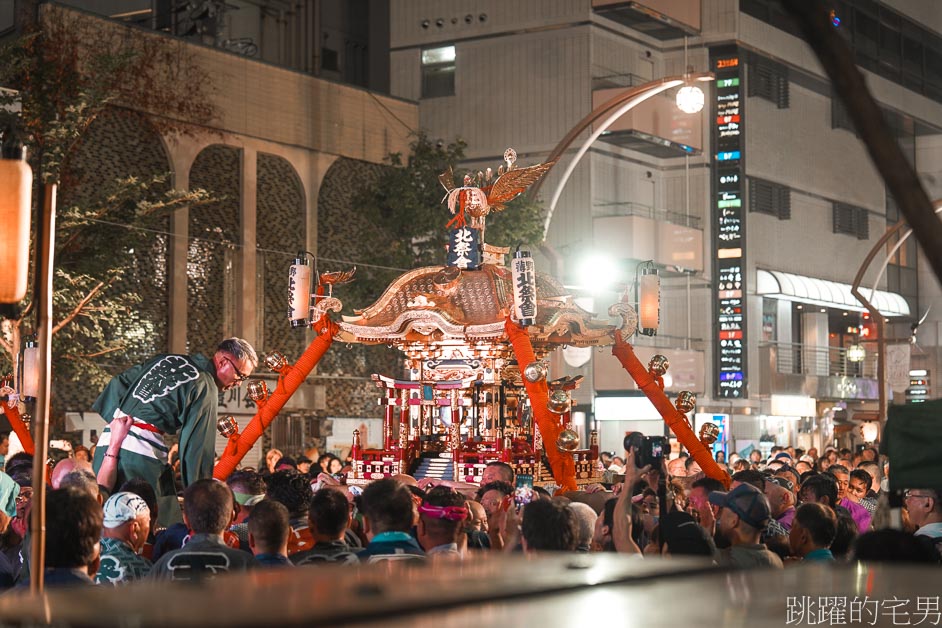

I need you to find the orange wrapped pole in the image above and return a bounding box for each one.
[213,315,339,480]
[2,398,34,456]
[505,318,577,492]
[612,332,731,488]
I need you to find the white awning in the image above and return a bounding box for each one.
[756,269,910,317]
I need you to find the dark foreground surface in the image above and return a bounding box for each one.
[0,555,936,627]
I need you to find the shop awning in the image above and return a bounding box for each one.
[756,269,910,317]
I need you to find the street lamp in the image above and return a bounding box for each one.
[526,72,715,241]
[676,84,705,114]
[851,199,942,422]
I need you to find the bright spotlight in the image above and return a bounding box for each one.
[578,255,621,294]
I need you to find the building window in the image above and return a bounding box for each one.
[421,45,455,98]
[742,0,942,105]
[322,48,339,72]
[748,177,791,220]
[748,56,789,108]
[832,202,869,240]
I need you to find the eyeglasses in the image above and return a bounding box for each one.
[223,356,250,383]
[904,490,931,500]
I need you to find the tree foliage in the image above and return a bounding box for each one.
[354,131,547,271]
[0,8,216,393]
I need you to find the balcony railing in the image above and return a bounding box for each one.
[761,342,878,379]
[593,201,702,230]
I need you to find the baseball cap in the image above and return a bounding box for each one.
[774,452,792,462]
[103,491,150,528]
[708,483,771,530]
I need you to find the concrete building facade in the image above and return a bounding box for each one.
[389,0,942,457]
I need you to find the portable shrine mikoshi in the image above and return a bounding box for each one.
[211,149,731,491]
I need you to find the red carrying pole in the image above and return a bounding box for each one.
[504,318,577,492]
[213,315,339,480]
[612,332,731,489]
[2,401,34,456]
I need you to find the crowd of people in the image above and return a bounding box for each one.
[0,436,938,589]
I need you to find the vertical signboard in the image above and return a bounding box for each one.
[711,47,747,399]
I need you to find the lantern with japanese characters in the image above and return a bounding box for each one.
[511,248,537,327]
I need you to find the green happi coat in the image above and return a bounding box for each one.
[95,537,152,585]
[91,354,219,498]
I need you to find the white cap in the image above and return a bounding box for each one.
[103,491,150,528]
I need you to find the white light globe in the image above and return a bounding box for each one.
[578,254,620,294]
[676,85,705,114]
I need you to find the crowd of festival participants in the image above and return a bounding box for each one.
[0,433,940,588]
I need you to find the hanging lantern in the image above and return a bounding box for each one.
[288,252,312,328]
[0,137,32,303]
[22,340,39,399]
[556,428,580,452]
[523,361,547,383]
[511,248,537,326]
[547,389,570,414]
[648,354,670,377]
[860,421,879,443]
[246,379,269,402]
[264,351,289,373]
[638,264,659,335]
[675,390,696,413]
[847,344,866,363]
[216,415,239,438]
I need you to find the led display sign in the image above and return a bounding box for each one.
[711,47,746,399]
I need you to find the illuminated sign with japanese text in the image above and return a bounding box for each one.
[711,47,747,399]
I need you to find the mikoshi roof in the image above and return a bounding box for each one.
[337,263,615,347]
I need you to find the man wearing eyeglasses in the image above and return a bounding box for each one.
[92,337,258,516]
[905,489,942,542]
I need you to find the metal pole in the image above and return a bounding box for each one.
[29,182,56,595]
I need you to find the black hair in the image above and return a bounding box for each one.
[5,452,32,479]
[120,477,158,519]
[265,470,313,518]
[521,498,577,552]
[421,486,468,541]
[799,470,819,485]
[45,488,102,568]
[248,499,290,553]
[692,477,725,493]
[731,469,765,491]
[849,468,873,492]
[794,502,837,548]
[829,507,858,559]
[800,474,838,507]
[309,487,350,538]
[360,478,415,534]
[183,479,233,534]
[226,470,266,496]
[475,480,514,502]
